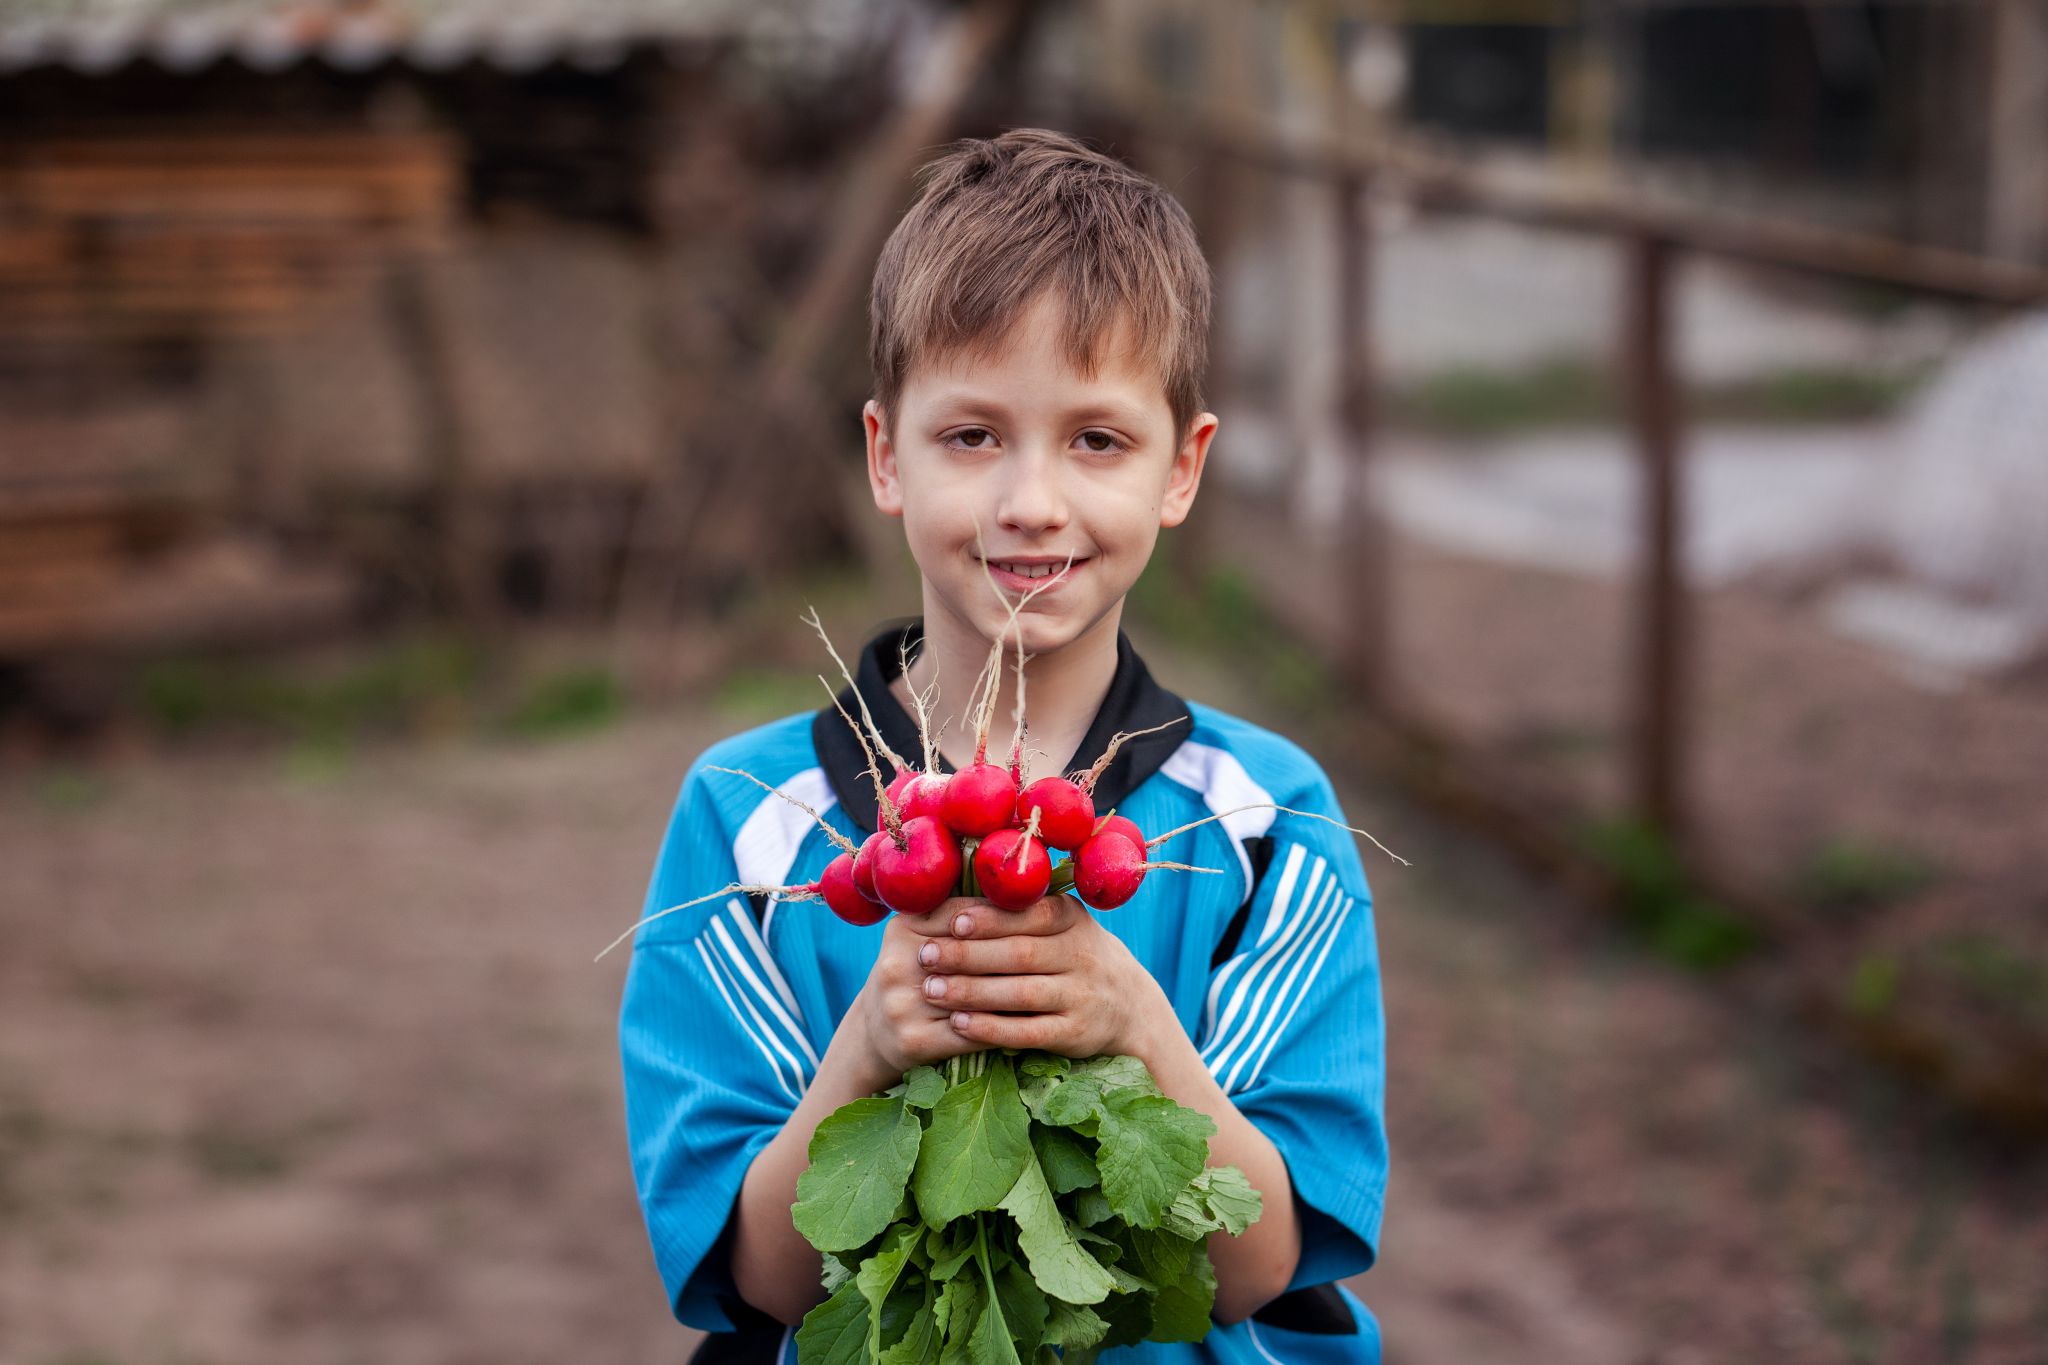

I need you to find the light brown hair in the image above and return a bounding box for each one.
[869,127,1213,445]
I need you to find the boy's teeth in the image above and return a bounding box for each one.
[995,561,1057,578]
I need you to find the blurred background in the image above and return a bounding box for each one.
[3,0,2046,1360]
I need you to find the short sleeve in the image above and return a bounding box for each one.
[1195,764,1387,1290]
[619,763,821,1330]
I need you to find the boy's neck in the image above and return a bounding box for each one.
[892,593,1123,784]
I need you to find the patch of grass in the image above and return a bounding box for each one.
[137,636,484,745]
[499,666,622,740]
[1927,933,2048,1023]
[1384,358,1922,437]
[1699,367,1924,425]
[1795,838,1939,918]
[185,1124,294,1184]
[1582,817,1759,972]
[1847,953,1901,1017]
[32,768,110,813]
[716,666,830,723]
[1389,359,1612,436]
[1128,561,1334,711]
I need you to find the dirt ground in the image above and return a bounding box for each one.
[3,651,2046,1364]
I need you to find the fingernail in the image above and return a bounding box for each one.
[924,976,947,1000]
[951,1012,971,1031]
[953,914,973,937]
[918,942,938,968]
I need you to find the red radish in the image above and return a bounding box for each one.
[821,851,888,926]
[852,830,887,901]
[941,761,1018,837]
[1091,811,1144,850]
[888,768,950,824]
[1073,833,1150,909]
[1018,776,1095,851]
[871,815,963,917]
[973,826,1050,910]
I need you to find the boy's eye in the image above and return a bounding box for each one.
[946,428,995,450]
[1081,431,1127,455]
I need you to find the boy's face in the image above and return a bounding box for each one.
[863,290,1217,657]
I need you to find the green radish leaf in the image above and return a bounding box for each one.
[1094,1091,1213,1229]
[969,1266,1024,1365]
[902,1065,947,1110]
[1096,1289,1155,1349]
[795,1276,870,1365]
[926,1222,976,1282]
[1032,1074,1105,1129]
[913,1057,1032,1226]
[994,1259,1050,1357]
[1068,1054,1157,1094]
[1042,1298,1109,1351]
[1073,1188,1115,1228]
[879,1276,928,1356]
[1102,1262,1155,1296]
[1163,1166,1263,1239]
[997,1157,1116,1305]
[820,1251,856,1294]
[1018,1054,1070,1079]
[1147,1249,1217,1342]
[880,1281,941,1365]
[794,1095,923,1251]
[935,1273,985,1365]
[857,1225,922,1358]
[1029,1125,1099,1195]
[1121,1225,1196,1286]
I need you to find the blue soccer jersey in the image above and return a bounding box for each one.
[619,620,1388,1364]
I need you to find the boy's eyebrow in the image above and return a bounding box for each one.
[927,393,1149,428]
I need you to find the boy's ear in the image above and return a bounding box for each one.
[1159,412,1219,529]
[864,399,905,517]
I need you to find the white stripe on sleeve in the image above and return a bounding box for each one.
[1240,896,1356,1090]
[695,939,801,1103]
[1205,874,1341,1082]
[710,914,820,1074]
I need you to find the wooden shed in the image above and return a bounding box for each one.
[0,0,893,676]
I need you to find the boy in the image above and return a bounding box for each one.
[620,128,1387,1364]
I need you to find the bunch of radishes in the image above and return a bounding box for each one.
[825,733,1197,925]
[595,565,1400,964]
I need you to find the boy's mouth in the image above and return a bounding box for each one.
[976,556,1089,591]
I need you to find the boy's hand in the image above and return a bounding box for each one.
[905,894,1171,1058]
[847,902,991,1085]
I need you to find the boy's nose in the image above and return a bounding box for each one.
[995,449,1070,534]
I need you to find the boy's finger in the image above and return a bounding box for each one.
[916,934,1069,976]
[948,894,1085,941]
[923,973,1065,1013]
[898,895,985,938]
[949,1010,1062,1051]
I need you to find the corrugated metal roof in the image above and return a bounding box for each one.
[0,0,821,74]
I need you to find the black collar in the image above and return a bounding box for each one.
[812,617,1192,834]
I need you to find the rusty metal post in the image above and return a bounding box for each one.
[1336,171,1389,703]
[1624,231,1686,839]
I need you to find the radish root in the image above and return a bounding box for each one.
[595,880,819,962]
[803,605,907,776]
[1071,716,1190,794]
[818,678,902,842]
[1013,807,1043,872]
[704,766,858,857]
[1145,803,1409,867]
